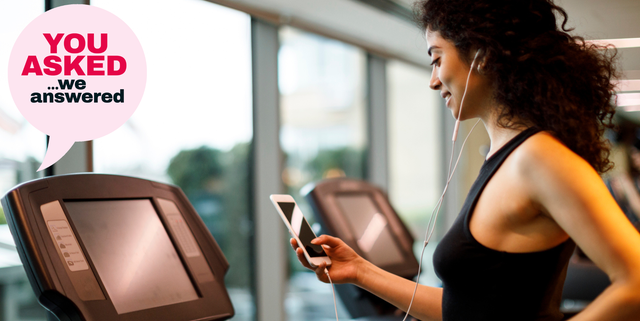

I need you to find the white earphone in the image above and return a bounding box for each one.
[452,50,481,142]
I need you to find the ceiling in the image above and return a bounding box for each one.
[216,0,431,67]
[218,0,639,82]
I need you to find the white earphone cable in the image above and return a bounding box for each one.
[325,268,339,321]
[402,50,481,321]
[401,118,480,321]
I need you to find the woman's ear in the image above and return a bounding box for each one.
[474,49,487,74]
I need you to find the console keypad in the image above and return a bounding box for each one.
[47,220,89,271]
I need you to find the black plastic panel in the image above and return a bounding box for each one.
[1,174,234,321]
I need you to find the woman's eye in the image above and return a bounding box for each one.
[430,58,440,66]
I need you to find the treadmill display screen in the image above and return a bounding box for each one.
[65,200,198,314]
[334,194,405,266]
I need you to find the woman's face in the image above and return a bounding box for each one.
[426,30,491,120]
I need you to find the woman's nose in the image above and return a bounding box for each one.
[429,72,441,90]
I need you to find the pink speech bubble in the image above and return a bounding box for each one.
[8,5,146,171]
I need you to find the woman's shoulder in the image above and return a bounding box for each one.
[505,130,608,221]
[509,130,596,182]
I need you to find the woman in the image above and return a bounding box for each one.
[292,0,640,320]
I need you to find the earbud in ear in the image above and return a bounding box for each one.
[477,64,483,74]
[474,50,482,73]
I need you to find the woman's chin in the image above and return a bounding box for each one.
[450,108,461,120]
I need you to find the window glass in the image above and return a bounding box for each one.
[0,2,46,204]
[278,26,366,320]
[0,1,47,320]
[91,0,254,319]
[387,60,442,286]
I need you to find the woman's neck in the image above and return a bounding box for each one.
[481,110,529,160]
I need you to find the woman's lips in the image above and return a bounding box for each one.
[443,93,452,107]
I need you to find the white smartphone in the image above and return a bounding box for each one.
[270,194,332,268]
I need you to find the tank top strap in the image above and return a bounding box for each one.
[482,127,541,173]
[463,126,542,239]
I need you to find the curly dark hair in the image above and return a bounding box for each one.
[416,0,619,173]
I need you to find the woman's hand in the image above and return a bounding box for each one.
[290,235,366,285]
[292,235,444,321]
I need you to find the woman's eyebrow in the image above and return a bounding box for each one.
[428,46,440,56]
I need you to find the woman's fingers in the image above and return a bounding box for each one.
[314,262,328,282]
[311,234,342,248]
[295,247,313,269]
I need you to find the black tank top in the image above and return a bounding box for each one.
[433,127,575,321]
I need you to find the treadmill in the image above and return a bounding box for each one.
[1,173,234,321]
[303,178,420,321]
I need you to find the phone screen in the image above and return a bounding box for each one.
[277,202,327,257]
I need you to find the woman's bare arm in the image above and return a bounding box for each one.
[355,258,443,321]
[520,133,640,320]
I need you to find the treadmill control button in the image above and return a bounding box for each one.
[48,220,89,272]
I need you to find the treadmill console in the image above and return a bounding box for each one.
[1,174,234,321]
[303,178,418,319]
